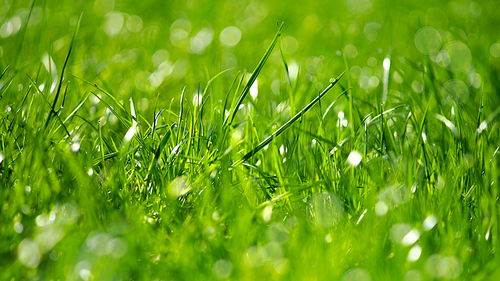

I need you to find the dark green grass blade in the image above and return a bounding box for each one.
[225,22,284,128]
[232,71,346,167]
[45,12,83,129]
[0,65,9,80]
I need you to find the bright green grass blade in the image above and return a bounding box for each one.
[278,35,291,86]
[225,22,284,128]
[232,71,346,167]
[436,113,460,139]
[71,75,128,114]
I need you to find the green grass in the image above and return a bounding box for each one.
[1,0,500,280]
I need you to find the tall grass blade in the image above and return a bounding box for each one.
[45,12,83,129]
[225,22,284,127]
[232,71,346,167]
[435,114,460,139]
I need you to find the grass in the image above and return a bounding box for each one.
[1,0,500,280]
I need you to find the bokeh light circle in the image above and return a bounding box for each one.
[220,26,242,47]
[441,41,471,73]
[414,27,442,54]
[442,79,469,105]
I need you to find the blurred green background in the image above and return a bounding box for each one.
[2,0,499,117]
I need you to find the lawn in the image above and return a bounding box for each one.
[1,0,500,280]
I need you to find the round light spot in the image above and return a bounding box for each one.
[369,76,379,88]
[126,15,143,33]
[134,70,152,92]
[490,43,500,58]
[391,223,411,245]
[375,201,388,216]
[220,26,242,47]
[344,44,358,58]
[364,22,381,41]
[342,268,371,281]
[438,256,462,279]
[414,27,442,54]
[282,36,298,55]
[14,221,24,233]
[442,79,469,105]
[213,259,233,279]
[0,21,13,38]
[401,229,421,246]
[18,239,41,268]
[308,192,343,227]
[191,28,214,54]
[170,28,189,47]
[245,246,266,267]
[102,12,124,37]
[404,270,423,281]
[441,41,471,73]
[367,57,377,67]
[152,49,169,68]
[412,81,423,93]
[305,56,323,74]
[350,65,362,79]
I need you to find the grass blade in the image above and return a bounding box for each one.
[45,12,83,129]
[225,22,284,127]
[436,113,460,139]
[232,71,346,167]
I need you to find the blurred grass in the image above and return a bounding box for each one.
[1,0,500,280]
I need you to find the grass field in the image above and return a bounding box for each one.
[1,0,500,280]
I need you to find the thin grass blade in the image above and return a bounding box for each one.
[232,71,346,167]
[225,22,284,127]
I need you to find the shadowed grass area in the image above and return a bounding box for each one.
[1,0,500,280]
